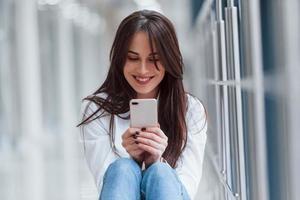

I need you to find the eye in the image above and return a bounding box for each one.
[149,57,159,62]
[127,56,139,61]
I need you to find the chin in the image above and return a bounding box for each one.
[134,88,157,97]
[135,90,153,95]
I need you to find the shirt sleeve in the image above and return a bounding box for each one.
[79,100,119,193]
[175,95,207,200]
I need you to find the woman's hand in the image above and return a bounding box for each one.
[134,126,168,168]
[121,128,145,166]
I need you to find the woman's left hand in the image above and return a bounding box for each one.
[134,125,168,168]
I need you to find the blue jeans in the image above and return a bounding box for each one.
[99,158,191,200]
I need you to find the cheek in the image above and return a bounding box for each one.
[157,66,166,79]
[123,64,132,76]
[123,62,136,73]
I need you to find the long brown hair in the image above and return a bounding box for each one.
[77,10,187,168]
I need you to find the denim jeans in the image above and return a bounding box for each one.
[99,158,191,200]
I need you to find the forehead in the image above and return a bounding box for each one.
[128,31,157,53]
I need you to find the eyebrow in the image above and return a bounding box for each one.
[128,50,158,56]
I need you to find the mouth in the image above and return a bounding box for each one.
[132,75,154,85]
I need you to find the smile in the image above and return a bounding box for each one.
[133,75,154,85]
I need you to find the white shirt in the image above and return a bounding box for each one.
[79,93,207,200]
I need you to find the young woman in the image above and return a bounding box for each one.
[77,10,207,200]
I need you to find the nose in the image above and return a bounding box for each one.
[137,60,150,74]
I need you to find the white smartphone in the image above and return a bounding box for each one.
[130,99,158,128]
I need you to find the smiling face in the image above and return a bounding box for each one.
[123,31,165,99]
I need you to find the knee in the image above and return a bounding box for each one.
[144,162,174,179]
[106,158,142,177]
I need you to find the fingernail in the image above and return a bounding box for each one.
[141,127,146,131]
[135,141,139,144]
[135,131,139,135]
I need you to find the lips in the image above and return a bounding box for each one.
[133,75,154,85]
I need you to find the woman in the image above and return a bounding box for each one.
[77,10,207,200]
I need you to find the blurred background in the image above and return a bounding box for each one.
[0,0,299,200]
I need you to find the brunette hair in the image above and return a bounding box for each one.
[77,10,187,168]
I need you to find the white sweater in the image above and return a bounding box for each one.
[80,94,207,200]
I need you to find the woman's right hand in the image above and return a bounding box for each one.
[121,128,144,166]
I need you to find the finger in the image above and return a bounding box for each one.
[143,127,167,140]
[137,143,161,157]
[125,142,140,152]
[131,148,144,155]
[138,131,168,146]
[122,128,141,140]
[135,136,165,151]
[127,144,143,153]
[122,136,140,148]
